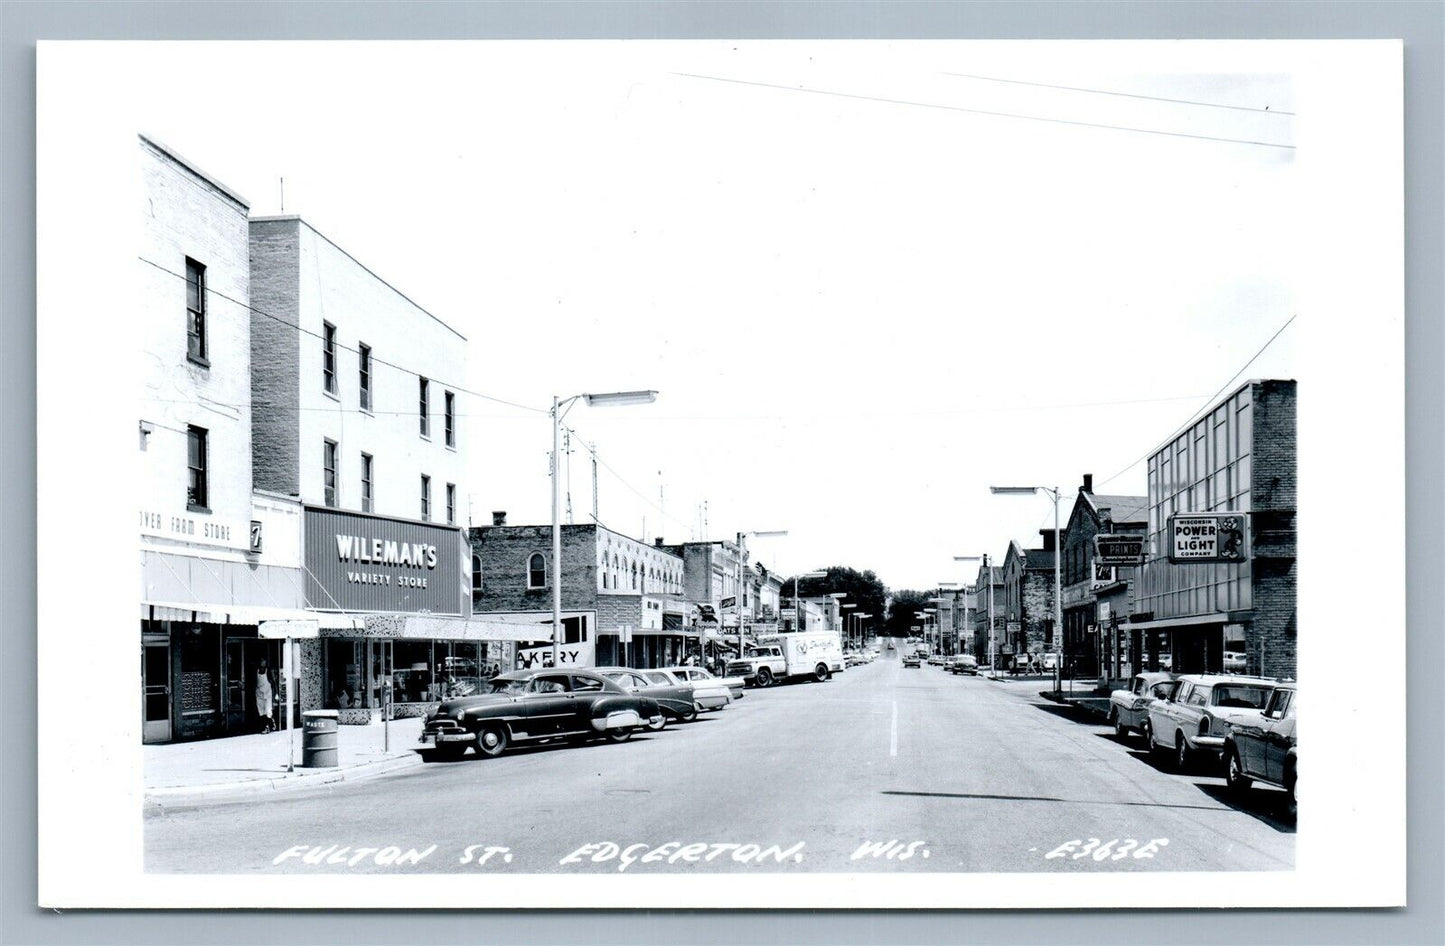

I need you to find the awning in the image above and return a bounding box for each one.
[1127,612,1234,631]
[142,601,364,630]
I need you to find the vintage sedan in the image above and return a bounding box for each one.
[1107,672,1178,739]
[1144,674,1276,771]
[1224,683,1297,819]
[595,667,696,728]
[416,668,663,760]
[651,668,732,711]
[664,665,747,701]
[949,654,979,675]
[902,654,921,668]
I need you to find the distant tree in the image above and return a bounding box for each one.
[884,589,934,638]
[780,565,886,637]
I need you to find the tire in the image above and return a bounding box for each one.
[474,724,508,758]
[1284,764,1297,821]
[1174,732,1191,771]
[1114,715,1130,739]
[606,727,633,743]
[1225,747,1252,793]
[1144,721,1163,758]
[681,706,699,723]
[814,663,830,683]
[646,714,667,733]
[756,667,774,688]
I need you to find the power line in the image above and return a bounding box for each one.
[139,256,546,416]
[1096,313,1298,490]
[943,72,1295,117]
[672,73,1295,151]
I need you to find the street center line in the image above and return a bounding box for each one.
[889,700,898,757]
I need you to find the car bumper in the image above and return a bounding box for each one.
[418,729,476,747]
[696,695,730,710]
[1193,735,1227,753]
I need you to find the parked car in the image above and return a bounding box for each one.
[417,668,662,760]
[902,654,921,668]
[648,668,732,711]
[1224,683,1297,819]
[595,667,700,728]
[950,654,979,675]
[1223,651,1248,674]
[1144,674,1277,771]
[1107,672,1178,739]
[662,665,746,701]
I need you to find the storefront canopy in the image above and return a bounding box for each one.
[142,601,364,630]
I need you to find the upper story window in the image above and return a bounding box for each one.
[472,554,483,597]
[360,452,373,513]
[420,474,431,521]
[323,439,338,507]
[444,391,456,448]
[528,553,546,589]
[185,258,207,365]
[358,343,372,412]
[419,377,430,437]
[186,425,208,510]
[446,482,456,526]
[322,322,338,395]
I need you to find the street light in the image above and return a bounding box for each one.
[855,613,872,648]
[551,390,658,668]
[736,530,788,663]
[955,554,995,677]
[840,602,856,648]
[990,485,1064,693]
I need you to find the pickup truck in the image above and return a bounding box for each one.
[726,632,844,687]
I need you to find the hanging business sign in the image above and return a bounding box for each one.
[1168,513,1249,563]
[303,506,465,614]
[1093,533,1146,566]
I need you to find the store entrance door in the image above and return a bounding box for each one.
[142,641,171,744]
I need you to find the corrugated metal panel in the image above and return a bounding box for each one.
[303,507,464,615]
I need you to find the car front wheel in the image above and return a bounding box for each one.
[1145,721,1163,758]
[606,727,633,743]
[756,668,773,688]
[646,714,666,732]
[1225,747,1252,793]
[1175,733,1192,771]
[814,663,830,683]
[475,725,508,758]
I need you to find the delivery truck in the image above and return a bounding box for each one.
[726,631,845,687]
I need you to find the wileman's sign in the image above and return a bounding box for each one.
[304,507,464,614]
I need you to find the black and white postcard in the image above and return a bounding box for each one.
[36,39,1404,909]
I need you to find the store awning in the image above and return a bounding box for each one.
[142,601,364,630]
[1127,612,1234,631]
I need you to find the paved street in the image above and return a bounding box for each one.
[145,650,1294,875]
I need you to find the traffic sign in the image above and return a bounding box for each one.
[1094,533,1146,566]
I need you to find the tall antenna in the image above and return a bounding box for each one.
[279,177,285,213]
[658,471,664,541]
[591,442,599,524]
[703,500,709,540]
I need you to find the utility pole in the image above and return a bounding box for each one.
[590,442,598,523]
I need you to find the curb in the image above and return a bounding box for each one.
[145,752,424,807]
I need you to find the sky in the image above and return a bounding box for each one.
[125,42,1299,590]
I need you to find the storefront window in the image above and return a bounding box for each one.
[324,639,363,709]
[392,640,433,704]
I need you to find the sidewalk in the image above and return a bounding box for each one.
[145,716,426,806]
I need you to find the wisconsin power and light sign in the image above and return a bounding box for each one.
[1168,513,1249,564]
[304,506,465,614]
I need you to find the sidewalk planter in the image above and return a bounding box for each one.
[302,710,339,768]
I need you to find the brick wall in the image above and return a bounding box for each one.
[248,218,301,496]
[1019,570,1055,652]
[470,524,600,613]
[1250,379,1297,678]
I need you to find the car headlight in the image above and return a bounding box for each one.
[454,708,467,721]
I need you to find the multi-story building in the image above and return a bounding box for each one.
[971,560,1005,667]
[139,136,313,744]
[1059,476,1148,678]
[1001,533,1058,663]
[248,214,474,720]
[1131,380,1297,678]
[473,518,692,669]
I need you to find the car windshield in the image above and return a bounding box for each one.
[644,672,672,685]
[1212,685,1272,709]
[486,679,529,695]
[744,648,770,658]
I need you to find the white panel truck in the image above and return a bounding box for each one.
[726,632,845,687]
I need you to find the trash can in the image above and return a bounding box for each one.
[302,709,339,768]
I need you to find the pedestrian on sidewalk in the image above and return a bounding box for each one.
[255,662,275,734]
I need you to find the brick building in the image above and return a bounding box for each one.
[1001,533,1058,664]
[971,560,1005,668]
[472,518,692,669]
[1059,477,1148,678]
[1131,379,1297,678]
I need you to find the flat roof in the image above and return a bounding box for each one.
[250,215,467,342]
[140,134,250,210]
